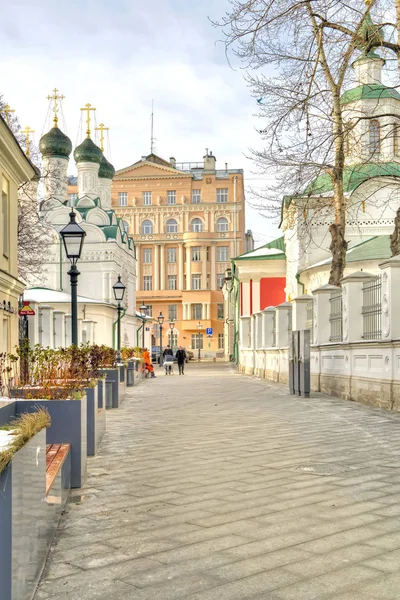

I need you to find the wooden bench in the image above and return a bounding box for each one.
[46,443,71,495]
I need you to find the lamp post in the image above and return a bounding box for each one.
[169,319,175,349]
[158,312,164,366]
[140,302,147,348]
[112,275,126,362]
[60,211,86,346]
[197,321,202,362]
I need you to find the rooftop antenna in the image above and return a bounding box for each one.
[150,99,155,154]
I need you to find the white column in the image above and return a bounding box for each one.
[77,161,100,201]
[202,303,207,320]
[276,302,292,348]
[341,272,375,343]
[240,316,251,349]
[292,294,313,331]
[211,244,216,291]
[160,244,165,290]
[40,305,54,348]
[207,304,211,320]
[53,310,65,349]
[178,243,184,290]
[313,285,339,345]
[186,246,191,290]
[255,312,263,349]
[201,246,207,290]
[98,177,112,209]
[65,315,72,347]
[262,307,276,348]
[380,256,400,340]
[154,244,159,291]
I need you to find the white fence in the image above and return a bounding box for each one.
[238,258,400,411]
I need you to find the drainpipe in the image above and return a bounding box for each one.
[136,323,143,346]
[233,176,237,257]
[113,308,126,349]
[230,258,241,364]
[296,272,305,296]
[59,237,63,291]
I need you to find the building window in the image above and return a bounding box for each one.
[122,220,129,233]
[142,191,152,206]
[369,120,380,154]
[192,274,201,290]
[217,273,225,289]
[68,193,77,205]
[168,304,177,320]
[217,217,228,232]
[143,248,152,263]
[2,177,9,258]
[191,218,203,232]
[167,190,176,205]
[218,333,224,349]
[216,188,228,203]
[394,123,400,156]
[146,304,153,317]
[192,333,204,350]
[217,303,224,319]
[217,246,229,262]
[192,189,201,204]
[192,304,202,319]
[141,219,153,234]
[166,218,178,233]
[168,275,177,290]
[143,276,152,290]
[168,247,177,263]
[169,333,178,347]
[118,192,128,206]
[192,246,201,261]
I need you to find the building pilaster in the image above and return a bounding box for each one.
[211,244,216,290]
[154,244,159,291]
[178,243,184,290]
[186,245,191,290]
[160,244,165,290]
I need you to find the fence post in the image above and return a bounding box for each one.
[240,316,251,349]
[262,306,276,347]
[276,302,292,348]
[379,256,400,340]
[292,295,313,331]
[341,271,375,343]
[312,284,339,345]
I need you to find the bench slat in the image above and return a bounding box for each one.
[46,443,71,495]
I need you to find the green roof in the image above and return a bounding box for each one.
[101,225,119,240]
[341,83,400,106]
[305,162,400,195]
[39,126,72,159]
[235,236,285,261]
[74,137,103,164]
[346,235,391,263]
[99,155,115,179]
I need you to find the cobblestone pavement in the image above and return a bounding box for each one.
[35,362,400,600]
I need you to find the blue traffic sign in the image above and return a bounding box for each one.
[206,327,213,335]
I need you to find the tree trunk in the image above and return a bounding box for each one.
[329,223,348,285]
[390,207,400,256]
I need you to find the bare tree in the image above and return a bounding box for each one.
[218,0,400,285]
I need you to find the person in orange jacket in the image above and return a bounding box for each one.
[143,349,156,378]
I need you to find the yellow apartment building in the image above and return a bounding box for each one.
[110,150,247,356]
[0,116,37,354]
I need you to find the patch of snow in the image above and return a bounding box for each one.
[0,429,17,451]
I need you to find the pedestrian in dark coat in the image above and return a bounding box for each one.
[176,346,186,375]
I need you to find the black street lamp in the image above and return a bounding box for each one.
[158,312,164,366]
[140,302,147,348]
[169,319,175,349]
[60,211,86,346]
[113,275,126,362]
[197,321,202,362]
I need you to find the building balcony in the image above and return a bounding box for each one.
[181,319,212,331]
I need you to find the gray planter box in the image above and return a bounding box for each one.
[100,368,120,409]
[16,397,87,488]
[97,378,105,408]
[85,386,98,456]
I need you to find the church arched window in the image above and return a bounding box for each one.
[191,218,203,232]
[123,220,129,234]
[369,120,380,154]
[217,217,228,232]
[141,219,153,234]
[166,218,178,233]
[394,123,400,156]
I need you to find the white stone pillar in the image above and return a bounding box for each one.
[292,294,313,331]
[210,244,216,291]
[276,302,292,348]
[154,244,159,291]
[83,320,95,344]
[178,243,184,290]
[40,305,54,348]
[341,272,375,343]
[98,177,112,209]
[262,307,276,348]
[201,246,207,290]
[65,314,72,347]
[53,310,65,349]
[27,302,40,347]
[312,285,340,345]
[240,316,251,349]
[160,244,165,290]
[42,156,69,204]
[186,246,191,290]
[380,256,400,340]
[77,161,100,201]
[250,314,256,350]
[255,312,263,349]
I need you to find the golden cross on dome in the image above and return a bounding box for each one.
[80,103,96,138]
[21,126,35,158]
[47,88,65,127]
[3,104,15,125]
[95,123,109,152]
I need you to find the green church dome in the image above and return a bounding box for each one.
[98,155,115,179]
[73,137,103,164]
[39,127,72,160]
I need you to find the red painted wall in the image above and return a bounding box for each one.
[260,277,286,309]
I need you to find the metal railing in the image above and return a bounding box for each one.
[305,299,314,343]
[362,275,382,340]
[329,291,343,343]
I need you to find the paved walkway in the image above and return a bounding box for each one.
[36,362,400,600]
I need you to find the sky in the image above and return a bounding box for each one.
[0,0,281,246]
